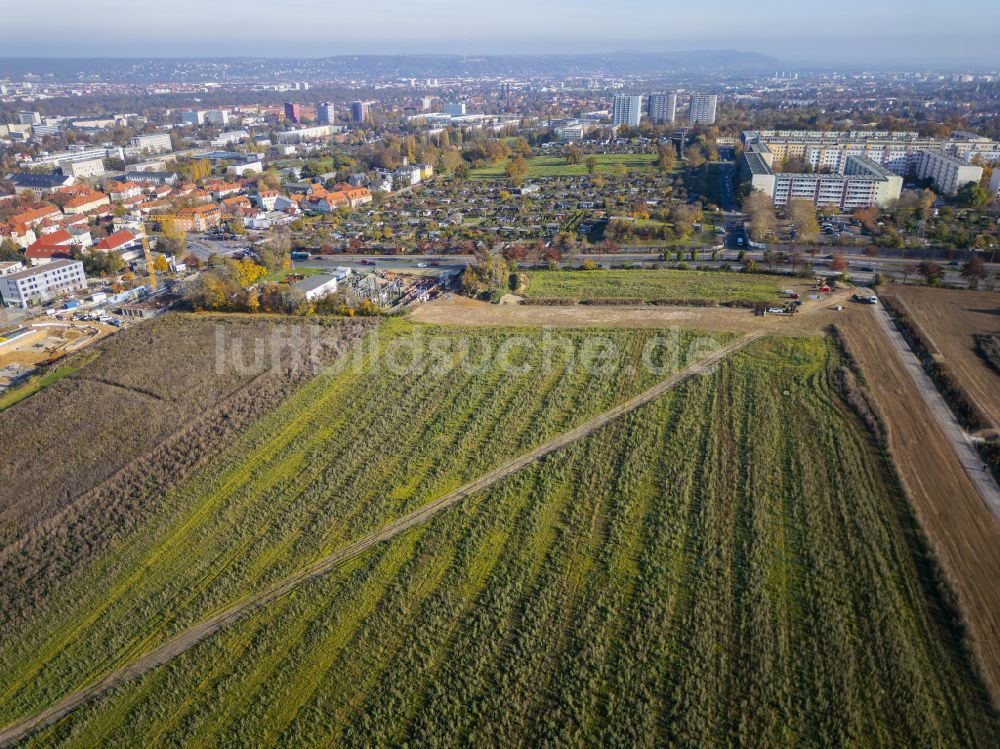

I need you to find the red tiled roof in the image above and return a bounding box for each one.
[94,230,136,251]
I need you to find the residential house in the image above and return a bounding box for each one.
[94,230,139,253]
[62,191,110,215]
[25,230,78,265]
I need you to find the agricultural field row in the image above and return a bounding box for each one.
[10,336,997,747]
[520,268,790,304]
[0,321,719,733]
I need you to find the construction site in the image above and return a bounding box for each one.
[0,320,114,392]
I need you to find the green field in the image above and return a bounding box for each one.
[471,153,661,179]
[521,268,788,303]
[0,365,79,413]
[2,326,995,747]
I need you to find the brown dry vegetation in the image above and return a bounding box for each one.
[835,308,1000,702]
[882,285,1000,432]
[0,314,373,629]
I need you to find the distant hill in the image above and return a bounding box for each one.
[0,51,780,83]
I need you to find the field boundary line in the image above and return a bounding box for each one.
[0,331,761,747]
[873,305,1000,523]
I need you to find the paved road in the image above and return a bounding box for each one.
[874,303,1000,523]
[0,331,762,747]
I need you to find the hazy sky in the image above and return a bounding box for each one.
[5,0,1000,65]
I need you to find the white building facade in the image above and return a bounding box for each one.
[0,259,87,308]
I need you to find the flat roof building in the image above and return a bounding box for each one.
[689,94,718,125]
[128,132,172,153]
[611,95,642,128]
[0,259,87,308]
[740,146,902,211]
[351,101,370,123]
[647,92,677,125]
[913,150,983,196]
[296,273,338,301]
[317,102,335,125]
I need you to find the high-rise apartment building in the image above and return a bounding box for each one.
[205,109,230,126]
[647,92,677,124]
[689,94,718,125]
[351,101,370,123]
[284,102,302,123]
[611,94,642,128]
[913,150,983,195]
[317,102,336,125]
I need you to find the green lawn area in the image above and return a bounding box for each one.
[521,268,788,303]
[472,153,662,179]
[0,365,79,413]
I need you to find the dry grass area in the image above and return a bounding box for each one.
[882,285,1000,431]
[0,314,373,627]
[836,305,1000,703]
[411,290,854,336]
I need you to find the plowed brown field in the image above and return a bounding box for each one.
[837,305,1000,702]
[883,285,1000,431]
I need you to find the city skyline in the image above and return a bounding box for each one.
[4,0,1000,66]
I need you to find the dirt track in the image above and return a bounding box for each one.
[0,332,762,747]
[883,285,1000,431]
[837,306,1000,703]
[411,291,852,336]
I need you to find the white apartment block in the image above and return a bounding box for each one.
[990,169,1000,203]
[647,92,677,124]
[740,150,902,210]
[611,95,642,127]
[29,146,124,169]
[276,125,336,144]
[128,132,173,153]
[741,129,996,196]
[0,259,87,308]
[181,110,206,125]
[689,94,718,125]
[205,109,230,126]
[913,150,983,195]
[64,157,106,178]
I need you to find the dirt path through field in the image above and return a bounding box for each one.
[883,286,1000,431]
[0,332,762,747]
[411,291,852,336]
[838,307,1000,703]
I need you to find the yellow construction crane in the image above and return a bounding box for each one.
[139,213,192,293]
[139,231,158,293]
